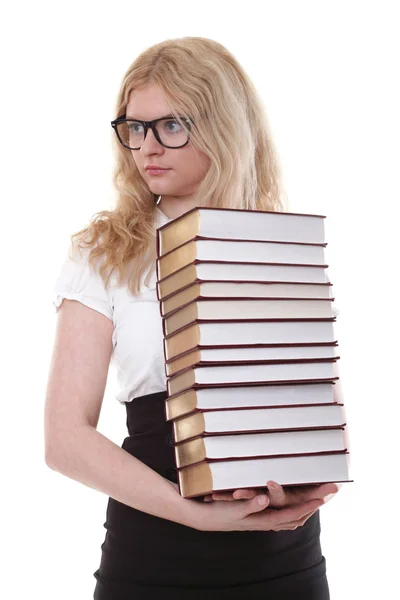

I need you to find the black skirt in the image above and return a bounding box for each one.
[93,391,330,599]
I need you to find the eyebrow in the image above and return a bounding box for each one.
[125,113,174,120]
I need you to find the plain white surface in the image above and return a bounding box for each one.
[2,1,399,598]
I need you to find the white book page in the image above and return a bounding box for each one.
[211,453,349,489]
[197,239,326,265]
[196,360,336,383]
[202,320,336,344]
[197,299,334,319]
[200,345,337,361]
[200,281,333,298]
[197,383,335,408]
[197,262,328,283]
[204,428,346,456]
[201,210,326,244]
[204,404,344,431]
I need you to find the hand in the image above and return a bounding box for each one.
[204,481,341,508]
[191,491,325,532]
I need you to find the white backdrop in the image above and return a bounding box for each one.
[2,1,399,598]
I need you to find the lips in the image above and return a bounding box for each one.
[146,167,171,175]
[145,166,170,171]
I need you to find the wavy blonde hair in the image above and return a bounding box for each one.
[70,36,288,295]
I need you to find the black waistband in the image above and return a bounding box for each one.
[125,391,169,435]
[123,391,177,482]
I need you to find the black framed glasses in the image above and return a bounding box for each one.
[111,114,193,150]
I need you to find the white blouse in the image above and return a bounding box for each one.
[53,207,339,404]
[53,207,173,402]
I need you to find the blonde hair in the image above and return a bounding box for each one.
[70,36,288,294]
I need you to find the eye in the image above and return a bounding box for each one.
[128,121,144,134]
[163,119,184,133]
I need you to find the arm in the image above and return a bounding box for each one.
[44,299,198,528]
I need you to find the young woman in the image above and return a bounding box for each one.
[45,36,341,599]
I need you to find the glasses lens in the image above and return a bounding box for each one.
[116,118,190,149]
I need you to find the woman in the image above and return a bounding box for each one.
[45,37,341,599]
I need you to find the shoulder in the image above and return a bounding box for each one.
[53,241,114,322]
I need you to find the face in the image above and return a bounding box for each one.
[125,84,211,214]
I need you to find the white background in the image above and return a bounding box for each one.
[2,1,399,598]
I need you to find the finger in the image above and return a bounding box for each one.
[240,492,270,516]
[212,492,237,502]
[232,489,259,500]
[266,480,287,507]
[240,498,324,529]
[268,481,340,506]
[212,489,258,501]
[274,499,324,525]
[263,499,324,527]
[203,495,214,502]
[296,482,340,500]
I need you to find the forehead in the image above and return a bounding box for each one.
[126,84,173,120]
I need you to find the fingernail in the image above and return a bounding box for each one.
[268,482,279,490]
[258,495,267,506]
[324,493,335,503]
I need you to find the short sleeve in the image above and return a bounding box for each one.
[53,244,113,322]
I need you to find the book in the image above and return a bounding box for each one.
[157,261,329,299]
[177,452,350,498]
[165,381,337,421]
[164,320,337,361]
[167,359,339,397]
[157,237,327,280]
[162,298,335,336]
[174,427,347,468]
[160,280,334,314]
[172,403,345,444]
[155,207,352,497]
[157,207,326,256]
[165,343,339,377]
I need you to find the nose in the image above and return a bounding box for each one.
[140,126,164,156]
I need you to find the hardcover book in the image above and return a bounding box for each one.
[175,427,347,469]
[164,381,338,421]
[167,359,339,397]
[177,452,351,498]
[157,261,329,299]
[155,206,351,497]
[172,403,345,444]
[164,320,338,361]
[157,236,327,280]
[162,298,336,336]
[160,280,334,314]
[165,343,339,377]
[157,207,326,256]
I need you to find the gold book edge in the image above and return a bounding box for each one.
[158,241,197,280]
[165,389,198,421]
[162,283,200,316]
[158,264,197,299]
[165,303,199,336]
[164,323,200,361]
[173,411,205,443]
[159,209,200,256]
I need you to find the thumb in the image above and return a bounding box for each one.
[241,492,270,516]
[266,480,288,508]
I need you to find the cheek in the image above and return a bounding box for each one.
[184,149,211,178]
[130,153,141,171]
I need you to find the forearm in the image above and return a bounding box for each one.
[45,424,199,529]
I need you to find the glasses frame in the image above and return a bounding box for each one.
[110,114,193,150]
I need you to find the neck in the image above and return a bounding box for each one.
[157,194,199,220]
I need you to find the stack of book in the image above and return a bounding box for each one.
[156,207,351,499]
